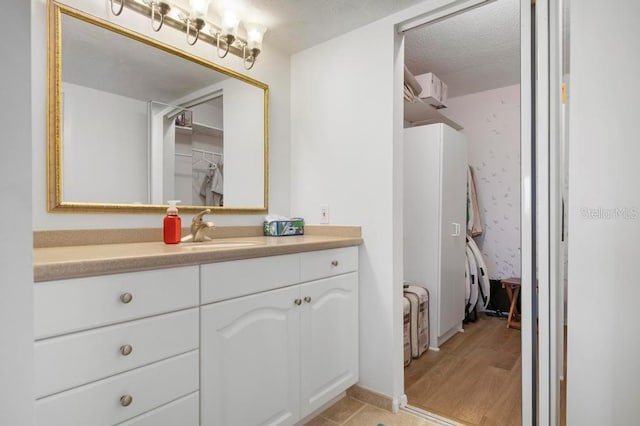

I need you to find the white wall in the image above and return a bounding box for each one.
[291,0,470,402]
[222,78,265,208]
[291,21,397,397]
[191,101,223,129]
[567,1,640,424]
[0,1,34,424]
[443,84,521,279]
[32,0,290,229]
[61,82,148,204]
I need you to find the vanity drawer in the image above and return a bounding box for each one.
[34,266,199,339]
[200,253,300,304]
[35,308,199,398]
[117,391,199,426]
[35,350,199,426]
[300,247,358,282]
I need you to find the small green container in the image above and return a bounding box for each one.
[263,218,305,236]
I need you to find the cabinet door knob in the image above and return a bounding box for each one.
[120,292,133,304]
[304,296,312,303]
[120,344,133,356]
[294,299,302,306]
[331,260,339,267]
[120,394,133,407]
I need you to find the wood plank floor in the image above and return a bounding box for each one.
[405,314,522,426]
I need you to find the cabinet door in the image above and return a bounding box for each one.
[403,124,444,350]
[439,125,468,338]
[299,273,359,417]
[200,285,301,426]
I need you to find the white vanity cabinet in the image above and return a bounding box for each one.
[33,266,200,426]
[34,243,360,426]
[199,247,359,426]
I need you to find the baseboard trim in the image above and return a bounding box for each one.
[438,326,462,347]
[347,385,394,412]
[394,394,409,413]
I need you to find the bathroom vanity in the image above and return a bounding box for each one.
[37,4,361,424]
[33,232,361,426]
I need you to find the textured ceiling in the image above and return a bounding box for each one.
[404,0,520,98]
[64,0,522,101]
[170,0,431,54]
[198,0,521,97]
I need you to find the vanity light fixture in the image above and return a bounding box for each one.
[183,0,210,45]
[242,23,266,70]
[215,10,239,58]
[110,0,124,15]
[108,0,267,69]
[143,0,171,31]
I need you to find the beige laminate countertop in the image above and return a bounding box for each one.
[33,234,363,282]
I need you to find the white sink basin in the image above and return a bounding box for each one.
[181,241,258,250]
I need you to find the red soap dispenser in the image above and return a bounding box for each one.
[163,200,182,244]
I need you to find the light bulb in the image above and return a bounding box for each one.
[189,0,210,18]
[245,23,266,51]
[221,10,240,36]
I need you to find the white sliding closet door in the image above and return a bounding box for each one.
[520,1,534,424]
[523,0,563,424]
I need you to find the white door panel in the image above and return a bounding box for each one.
[200,286,300,426]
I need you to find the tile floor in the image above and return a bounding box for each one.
[305,396,441,426]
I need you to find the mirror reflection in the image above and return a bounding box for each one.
[51,4,268,213]
[168,99,225,207]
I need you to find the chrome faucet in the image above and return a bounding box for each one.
[181,209,215,242]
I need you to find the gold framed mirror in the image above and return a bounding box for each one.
[47,1,268,214]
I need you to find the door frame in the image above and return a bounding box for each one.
[393,0,558,423]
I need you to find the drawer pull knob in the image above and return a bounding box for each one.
[304,296,312,303]
[331,260,339,267]
[294,299,302,306]
[120,292,133,304]
[120,394,133,407]
[120,344,133,356]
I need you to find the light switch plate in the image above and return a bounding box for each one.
[320,204,329,224]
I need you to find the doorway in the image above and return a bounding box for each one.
[400,2,522,424]
[395,0,567,424]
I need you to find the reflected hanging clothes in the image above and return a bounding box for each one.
[199,168,214,206]
[210,162,223,206]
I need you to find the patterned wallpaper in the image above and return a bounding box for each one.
[443,84,521,279]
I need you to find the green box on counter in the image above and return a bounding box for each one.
[263,218,305,236]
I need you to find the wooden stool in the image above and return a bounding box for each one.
[501,277,521,330]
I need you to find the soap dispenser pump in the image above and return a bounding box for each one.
[163,200,182,244]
